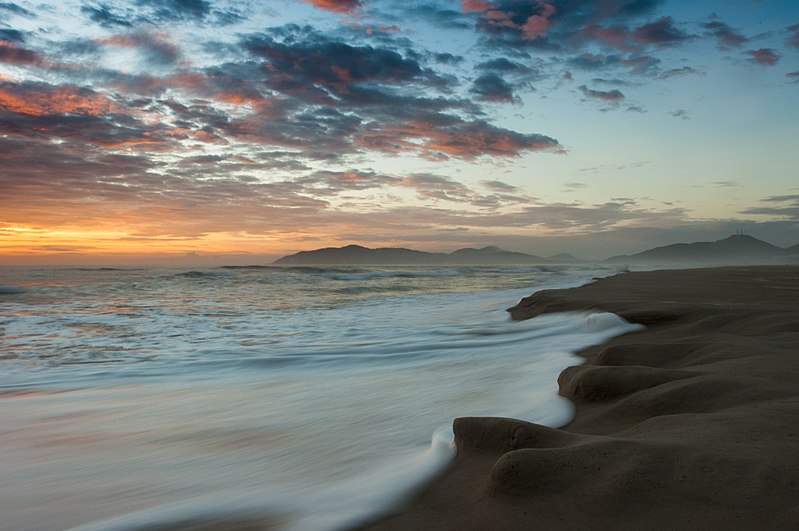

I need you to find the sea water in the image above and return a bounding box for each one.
[0,264,639,530]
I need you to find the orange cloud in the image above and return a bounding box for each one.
[304,0,362,13]
[0,84,119,117]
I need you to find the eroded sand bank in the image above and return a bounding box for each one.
[361,266,799,530]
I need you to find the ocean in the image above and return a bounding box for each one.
[0,264,639,530]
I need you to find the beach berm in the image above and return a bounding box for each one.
[361,266,799,530]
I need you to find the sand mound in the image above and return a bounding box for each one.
[363,267,799,530]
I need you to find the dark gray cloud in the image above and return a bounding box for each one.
[0,2,33,17]
[401,4,472,30]
[670,109,689,120]
[742,195,799,220]
[81,4,134,28]
[631,16,691,46]
[233,26,560,158]
[481,180,519,192]
[579,84,625,103]
[475,57,532,73]
[658,65,701,79]
[433,52,463,65]
[138,0,211,21]
[81,0,242,27]
[569,53,622,70]
[470,73,515,102]
[0,27,25,42]
[242,28,433,90]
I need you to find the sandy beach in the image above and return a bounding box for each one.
[361,266,799,530]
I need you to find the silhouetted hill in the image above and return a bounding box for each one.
[606,235,796,265]
[272,245,547,266]
[448,246,547,264]
[547,252,584,263]
[272,245,442,265]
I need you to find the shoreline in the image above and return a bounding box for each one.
[359,266,799,530]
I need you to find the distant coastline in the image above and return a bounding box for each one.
[272,244,584,266]
[273,234,799,267]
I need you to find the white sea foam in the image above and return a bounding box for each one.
[0,264,636,530]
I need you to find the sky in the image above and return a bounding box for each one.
[1,0,798,265]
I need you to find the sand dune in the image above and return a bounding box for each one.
[361,266,799,530]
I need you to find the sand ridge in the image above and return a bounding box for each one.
[360,266,799,530]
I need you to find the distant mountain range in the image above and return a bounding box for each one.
[271,235,799,266]
[272,245,583,266]
[605,234,799,265]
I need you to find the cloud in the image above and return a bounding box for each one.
[670,108,689,120]
[81,4,135,28]
[747,48,780,66]
[304,0,363,13]
[658,65,701,79]
[94,31,183,66]
[299,169,401,193]
[475,57,532,73]
[0,27,25,42]
[741,195,799,220]
[81,0,241,27]
[787,71,799,84]
[702,18,748,48]
[137,0,211,21]
[461,0,493,13]
[400,4,472,30]
[0,80,183,149]
[235,26,559,159]
[631,16,691,46]
[0,40,43,65]
[401,173,475,202]
[579,84,625,103]
[569,53,621,70]
[470,73,516,102]
[787,23,799,49]
[471,1,560,44]
[357,115,562,159]
[481,180,519,192]
[0,2,33,17]
[0,81,119,117]
[432,52,463,65]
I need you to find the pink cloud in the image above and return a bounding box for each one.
[748,48,780,66]
[0,40,43,66]
[461,0,495,13]
[522,3,556,40]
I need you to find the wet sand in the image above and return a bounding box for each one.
[360,266,799,530]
